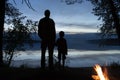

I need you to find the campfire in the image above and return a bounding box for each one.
[92,64,109,80]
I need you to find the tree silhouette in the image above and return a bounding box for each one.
[63,0,120,39]
[0,0,34,66]
[88,0,120,39]
[4,16,37,66]
[0,0,6,66]
[61,0,83,5]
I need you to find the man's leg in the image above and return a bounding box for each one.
[41,41,46,69]
[41,49,45,68]
[48,44,54,69]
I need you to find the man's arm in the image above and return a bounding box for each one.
[38,19,43,39]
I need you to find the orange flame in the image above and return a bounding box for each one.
[92,64,109,80]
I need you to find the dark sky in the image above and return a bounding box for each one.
[10,0,101,33]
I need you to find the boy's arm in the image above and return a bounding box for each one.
[65,39,68,55]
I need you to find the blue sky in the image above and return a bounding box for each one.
[10,0,101,33]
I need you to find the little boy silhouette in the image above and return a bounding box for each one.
[56,31,68,67]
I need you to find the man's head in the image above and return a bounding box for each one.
[44,9,50,18]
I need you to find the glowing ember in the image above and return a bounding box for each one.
[92,64,109,80]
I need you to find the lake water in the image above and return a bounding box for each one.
[10,49,120,68]
[7,33,120,68]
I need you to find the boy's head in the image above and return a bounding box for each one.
[59,31,64,38]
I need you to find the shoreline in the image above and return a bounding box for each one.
[8,50,120,68]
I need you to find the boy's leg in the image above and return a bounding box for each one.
[58,52,61,66]
[62,54,66,68]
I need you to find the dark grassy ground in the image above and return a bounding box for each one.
[0,67,93,80]
[0,66,120,80]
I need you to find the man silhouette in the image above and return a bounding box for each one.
[38,10,56,69]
